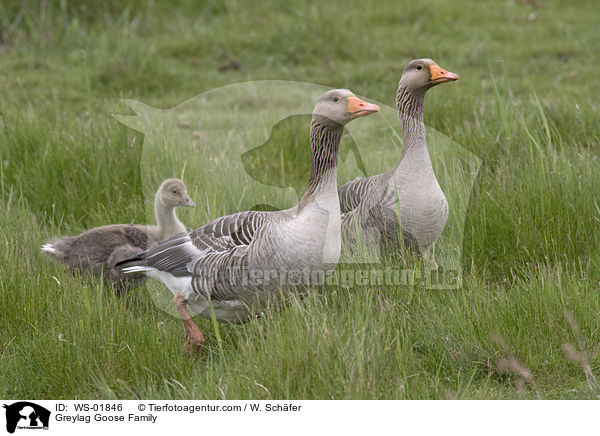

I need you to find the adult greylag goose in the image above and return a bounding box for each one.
[41,178,195,288]
[339,59,458,254]
[117,89,379,350]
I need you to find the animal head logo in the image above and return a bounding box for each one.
[114,80,480,313]
[3,402,50,434]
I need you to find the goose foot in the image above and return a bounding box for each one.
[183,333,205,356]
[173,293,205,354]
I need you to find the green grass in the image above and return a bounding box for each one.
[1,0,599,399]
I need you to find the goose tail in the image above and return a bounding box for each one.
[114,253,146,272]
[120,265,153,275]
[40,242,61,258]
[41,243,56,254]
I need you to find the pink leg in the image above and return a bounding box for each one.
[173,293,205,354]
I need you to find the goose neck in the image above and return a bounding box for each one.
[395,85,427,162]
[300,118,343,202]
[154,196,186,238]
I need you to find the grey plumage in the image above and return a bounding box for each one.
[338,175,376,214]
[41,178,195,288]
[339,59,458,254]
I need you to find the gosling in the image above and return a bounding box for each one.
[41,178,195,288]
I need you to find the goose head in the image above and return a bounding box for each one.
[312,89,380,127]
[158,178,195,208]
[399,58,459,93]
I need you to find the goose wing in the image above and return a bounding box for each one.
[119,210,273,301]
[193,210,268,251]
[338,176,377,213]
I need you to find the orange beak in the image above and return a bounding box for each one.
[429,64,460,84]
[347,95,381,118]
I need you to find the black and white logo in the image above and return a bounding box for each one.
[3,402,50,434]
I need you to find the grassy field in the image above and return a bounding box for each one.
[1,0,599,399]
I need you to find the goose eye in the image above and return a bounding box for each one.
[171,189,178,194]
[332,96,340,102]
[416,65,423,70]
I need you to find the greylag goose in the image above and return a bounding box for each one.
[339,59,458,255]
[117,89,379,350]
[41,178,195,288]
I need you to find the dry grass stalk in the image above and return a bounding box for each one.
[562,310,599,393]
[491,333,535,391]
[561,343,598,391]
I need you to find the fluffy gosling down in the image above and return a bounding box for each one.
[41,178,195,288]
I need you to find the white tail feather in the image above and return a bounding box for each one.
[122,266,153,274]
[41,243,56,254]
